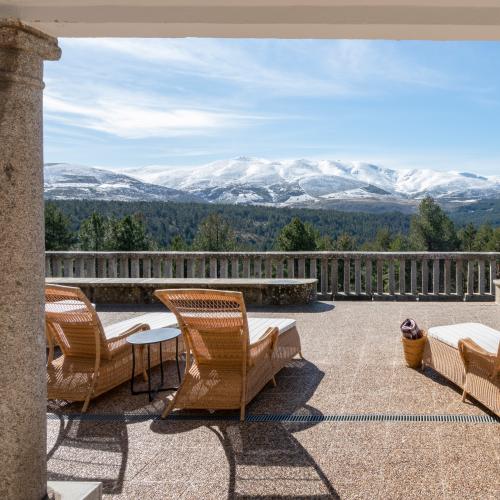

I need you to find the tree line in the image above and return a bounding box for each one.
[45,196,500,252]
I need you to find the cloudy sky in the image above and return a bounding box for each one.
[44,39,500,175]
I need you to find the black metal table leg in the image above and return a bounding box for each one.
[175,337,181,383]
[147,344,152,402]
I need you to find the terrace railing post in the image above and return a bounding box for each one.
[75,257,85,278]
[432,259,440,295]
[330,258,338,298]
[365,258,372,297]
[152,257,161,278]
[254,256,262,278]
[243,256,250,278]
[109,256,117,278]
[467,259,475,298]
[287,257,295,278]
[120,256,130,278]
[478,259,486,296]
[398,258,405,296]
[444,259,451,296]
[410,260,417,296]
[388,259,395,296]
[421,259,428,295]
[354,258,361,296]
[219,257,228,278]
[489,259,496,296]
[265,257,273,278]
[210,257,217,278]
[131,257,140,278]
[344,258,351,295]
[143,257,151,278]
[321,257,329,296]
[376,259,384,296]
[456,258,463,299]
[63,257,73,278]
[164,257,173,278]
[231,256,239,278]
[298,257,305,279]
[175,256,184,278]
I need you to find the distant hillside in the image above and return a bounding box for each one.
[48,199,412,250]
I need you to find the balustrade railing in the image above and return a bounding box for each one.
[46,251,500,301]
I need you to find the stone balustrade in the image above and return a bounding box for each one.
[45,251,500,301]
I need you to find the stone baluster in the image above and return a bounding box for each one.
[231,256,239,278]
[185,257,194,278]
[120,256,129,278]
[432,259,440,295]
[410,260,417,296]
[478,259,486,295]
[321,258,329,296]
[199,257,206,278]
[330,258,338,297]
[489,259,496,295]
[444,259,451,295]
[365,258,372,296]
[466,259,474,296]
[310,258,317,292]
[152,257,161,278]
[455,259,463,298]
[108,256,117,278]
[63,257,73,277]
[130,258,140,278]
[376,259,384,295]
[209,257,217,278]
[265,257,273,278]
[298,257,305,278]
[52,257,62,277]
[242,257,250,278]
[399,259,405,295]
[45,256,52,277]
[97,256,107,277]
[388,259,395,295]
[343,258,350,295]
[421,259,428,295]
[143,257,151,278]
[163,257,173,278]
[75,257,85,278]
[354,258,361,296]
[254,257,262,278]
[87,257,96,278]
[287,257,295,278]
[219,257,228,278]
[276,259,284,279]
[175,256,184,278]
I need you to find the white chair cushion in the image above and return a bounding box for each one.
[247,317,296,344]
[103,312,177,340]
[428,322,500,355]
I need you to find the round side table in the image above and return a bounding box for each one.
[127,327,182,402]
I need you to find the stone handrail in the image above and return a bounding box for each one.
[45,251,500,301]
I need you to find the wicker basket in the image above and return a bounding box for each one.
[401,331,427,368]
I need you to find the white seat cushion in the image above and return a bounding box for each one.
[428,322,500,355]
[103,312,177,340]
[248,317,296,344]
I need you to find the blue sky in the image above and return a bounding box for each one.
[44,39,500,175]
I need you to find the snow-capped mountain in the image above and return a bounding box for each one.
[44,159,500,212]
[124,157,500,209]
[44,163,202,203]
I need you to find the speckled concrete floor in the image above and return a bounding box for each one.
[47,301,500,499]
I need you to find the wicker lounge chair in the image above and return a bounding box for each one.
[154,289,301,421]
[423,322,500,416]
[45,284,179,411]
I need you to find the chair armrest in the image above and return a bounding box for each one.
[458,338,499,378]
[106,323,151,353]
[248,327,279,368]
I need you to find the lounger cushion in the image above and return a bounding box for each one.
[104,312,177,340]
[428,322,500,355]
[248,317,296,344]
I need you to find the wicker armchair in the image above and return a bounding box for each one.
[154,289,279,421]
[45,284,178,411]
[423,323,499,417]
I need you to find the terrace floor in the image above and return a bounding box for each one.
[47,301,500,499]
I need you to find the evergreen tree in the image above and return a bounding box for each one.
[334,232,356,251]
[110,214,152,251]
[169,234,189,251]
[458,223,477,251]
[276,217,317,251]
[45,203,74,250]
[409,196,459,251]
[193,214,237,251]
[79,212,109,251]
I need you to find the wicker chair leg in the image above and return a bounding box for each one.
[240,404,246,422]
[81,394,91,413]
[161,393,179,419]
[271,376,277,387]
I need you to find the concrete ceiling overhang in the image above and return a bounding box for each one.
[2,1,500,39]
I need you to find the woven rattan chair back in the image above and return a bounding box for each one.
[45,284,110,360]
[154,289,250,368]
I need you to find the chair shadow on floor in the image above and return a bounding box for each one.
[46,408,129,494]
[151,359,339,499]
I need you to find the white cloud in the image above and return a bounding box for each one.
[44,92,258,139]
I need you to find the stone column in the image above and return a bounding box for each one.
[0,20,60,500]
